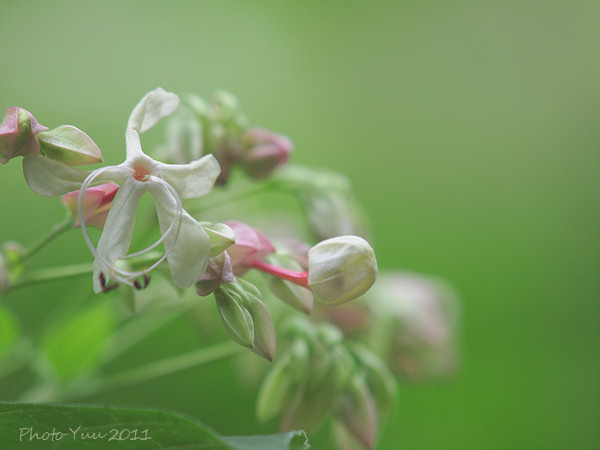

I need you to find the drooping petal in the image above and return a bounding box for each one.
[148,182,210,288]
[22,154,91,197]
[158,154,220,199]
[92,178,145,293]
[126,88,179,159]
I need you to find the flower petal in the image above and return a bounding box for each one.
[157,154,220,199]
[22,154,91,197]
[92,178,145,293]
[148,182,210,288]
[126,88,179,159]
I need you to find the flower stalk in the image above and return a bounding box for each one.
[251,259,309,288]
[22,216,74,262]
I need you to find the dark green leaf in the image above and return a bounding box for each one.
[224,431,309,450]
[0,402,309,449]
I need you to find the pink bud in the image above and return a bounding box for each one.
[62,183,119,229]
[369,272,460,381]
[0,107,47,164]
[240,128,292,178]
[224,221,275,275]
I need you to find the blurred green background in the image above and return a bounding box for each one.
[1,1,598,448]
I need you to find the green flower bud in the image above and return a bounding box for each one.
[214,287,254,348]
[350,342,397,416]
[156,106,204,164]
[257,352,293,422]
[37,125,103,167]
[243,291,276,361]
[210,90,248,133]
[273,165,369,240]
[308,236,377,305]
[0,242,26,296]
[280,345,347,433]
[335,375,378,450]
[215,281,276,361]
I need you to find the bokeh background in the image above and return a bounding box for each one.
[1,1,598,448]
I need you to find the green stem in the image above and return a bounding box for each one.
[11,251,164,291]
[67,341,244,400]
[23,216,74,261]
[188,178,275,214]
[11,262,93,290]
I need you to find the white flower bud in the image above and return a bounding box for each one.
[308,236,377,305]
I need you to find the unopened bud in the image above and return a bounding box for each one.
[195,252,236,296]
[0,242,26,296]
[37,125,103,167]
[224,221,275,275]
[257,352,293,422]
[228,279,276,361]
[215,281,277,361]
[274,165,368,240]
[155,107,204,164]
[211,91,248,132]
[240,128,292,179]
[335,375,378,450]
[350,343,397,417]
[62,182,119,229]
[244,291,276,361]
[214,287,254,348]
[308,236,377,305]
[0,107,47,164]
[367,272,460,380]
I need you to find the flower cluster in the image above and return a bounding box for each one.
[0,87,379,341]
[0,87,460,449]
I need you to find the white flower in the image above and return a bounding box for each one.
[78,88,220,293]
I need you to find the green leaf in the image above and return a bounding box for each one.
[0,402,228,449]
[224,431,309,450]
[0,402,309,449]
[43,300,115,380]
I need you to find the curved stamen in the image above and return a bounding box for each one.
[78,167,184,287]
[133,176,183,275]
